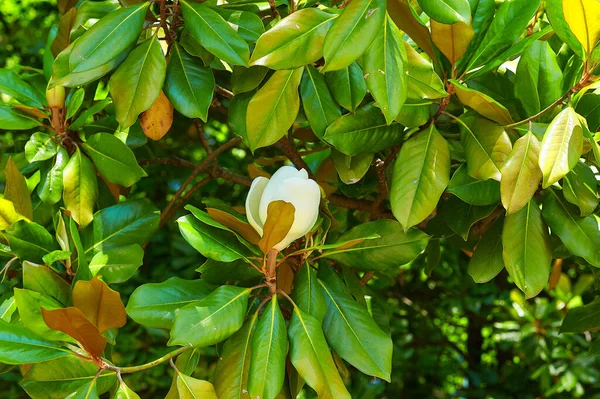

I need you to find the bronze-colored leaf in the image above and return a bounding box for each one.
[12,105,49,120]
[258,201,295,254]
[277,261,294,294]
[206,208,261,245]
[41,307,106,358]
[4,157,33,220]
[72,277,127,333]
[548,259,563,291]
[140,91,173,141]
[51,8,77,56]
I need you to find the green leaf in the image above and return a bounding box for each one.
[447,164,500,206]
[321,220,430,271]
[463,0,541,71]
[126,277,213,329]
[387,0,436,59]
[539,107,583,188]
[214,313,258,399]
[25,133,58,163]
[288,308,350,399]
[292,263,327,323]
[502,199,552,298]
[417,0,470,24]
[70,216,91,283]
[246,68,303,152]
[576,92,600,132]
[248,296,287,399]
[4,220,58,263]
[23,261,71,306]
[0,319,68,364]
[62,148,98,227]
[459,114,512,181]
[82,133,147,187]
[89,243,144,284]
[322,0,386,72]
[500,131,542,214]
[451,80,514,125]
[169,285,250,347]
[323,103,404,156]
[232,66,268,95]
[180,0,250,66]
[390,124,450,229]
[67,3,148,73]
[197,258,262,284]
[0,198,25,230]
[65,88,85,120]
[218,10,264,43]
[20,355,116,399]
[176,373,218,399]
[0,69,46,108]
[42,250,72,265]
[560,297,600,333]
[319,280,392,381]
[114,381,140,399]
[468,215,505,283]
[514,40,563,117]
[14,289,72,342]
[164,43,215,121]
[301,65,341,139]
[4,156,33,220]
[563,162,598,217]
[0,105,41,129]
[395,100,431,127]
[542,189,600,268]
[331,150,373,185]
[546,0,585,58]
[83,199,160,255]
[363,16,407,124]
[251,8,335,69]
[109,36,166,129]
[324,62,367,112]
[0,296,16,322]
[403,43,446,101]
[439,196,496,240]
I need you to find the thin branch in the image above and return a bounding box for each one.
[360,271,375,286]
[194,120,212,154]
[371,158,388,214]
[102,346,190,374]
[139,157,195,169]
[277,289,298,308]
[275,136,313,177]
[215,85,234,99]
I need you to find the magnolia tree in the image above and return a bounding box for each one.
[1,0,600,397]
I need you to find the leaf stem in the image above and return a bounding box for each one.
[277,289,298,308]
[102,346,190,374]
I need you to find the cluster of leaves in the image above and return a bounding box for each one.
[2,0,600,397]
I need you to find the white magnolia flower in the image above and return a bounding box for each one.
[245,166,321,251]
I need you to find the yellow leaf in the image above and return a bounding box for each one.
[431,20,474,64]
[387,0,436,59]
[140,90,174,141]
[0,198,25,230]
[563,0,600,55]
[41,307,106,359]
[258,200,295,254]
[248,164,271,179]
[548,259,563,291]
[451,80,514,125]
[72,276,127,334]
[206,207,261,245]
[4,157,33,220]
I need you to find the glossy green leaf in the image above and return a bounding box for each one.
[560,297,600,333]
[82,133,147,187]
[37,147,68,205]
[5,220,58,263]
[451,80,514,125]
[25,133,58,163]
[4,156,33,220]
[65,378,98,399]
[251,8,335,69]
[23,261,71,306]
[301,65,341,139]
[447,164,500,206]
[214,313,258,399]
[65,87,85,120]
[539,107,583,188]
[42,250,71,265]
[417,0,470,24]
[363,16,407,124]
[542,189,600,267]
[390,124,450,229]
[387,0,435,59]
[468,215,505,283]
[231,66,268,95]
[0,198,24,231]
[176,373,218,399]
[457,0,495,69]
[229,91,253,145]
[502,199,552,298]
[322,0,386,72]
[514,41,563,117]
[109,36,166,129]
[395,100,431,127]
[500,131,542,214]
[323,104,404,156]
[169,285,250,347]
[459,114,512,181]
[246,68,303,152]
[0,319,68,364]
[89,243,144,284]
[322,220,430,270]
[288,307,350,399]
[180,0,250,66]
[0,69,46,108]
[545,0,585,58]
[114,381,141,399]
[126,277,213,329]
[218,10,264,43]
[319,280,392,381]
[248,296,287,399]
[324,62,367,112]
[164,43,215,121]
[331,150,373,185]
[563,162,598,217]
[292,263,327,322]
[197,258,262,284]
[14,288,72,342]
[63,148,98,227]
[0,105,41,130]
[439,196,496,240]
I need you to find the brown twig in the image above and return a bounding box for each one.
[360,271,375,286]
[194,120,212,154]
[215,85,234,99]
[371,159,388,214]
[275,136,313,177]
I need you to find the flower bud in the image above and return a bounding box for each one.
[245,166,321,251]
[46,85,65,108]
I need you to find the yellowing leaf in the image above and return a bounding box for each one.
[0,198,25,230]
[563,0,600,54]
[41,307,107,359]
[140,90,173,141]
[206,208,261,245]
[451,80,514,125]
[431,20,474,64]
[258,200,295,254]
[4,157,33,220]
[72,276,127,333]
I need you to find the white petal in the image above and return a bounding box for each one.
[245,176,269,236]
[259,166,309,224]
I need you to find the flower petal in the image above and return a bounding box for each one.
[245,176,269,236]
